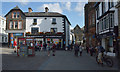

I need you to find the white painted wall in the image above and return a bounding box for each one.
[26,16,70,46]
[26,17,64,33]
[0,16,8,43]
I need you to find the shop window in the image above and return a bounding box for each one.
[5,37,7,42]
[2,36,4,42]
[31,27,39,34]
[52,18,56,24]
[50,28,57,33]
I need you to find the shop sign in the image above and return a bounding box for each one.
[46,36,62,38]
[13,33,23,36]
[27,36,43,37]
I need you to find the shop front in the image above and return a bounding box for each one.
[9,33,24,48]
[99,32,115,53]
[26,34,65,50]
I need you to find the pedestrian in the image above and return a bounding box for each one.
[95,42,105,65]
[35,41,38,51]
[89,45,94,56]
[47,43,51,56]
[79,43,83,56]
[74,43,79,57]
[86,45,89,53]
[40,43,43,51]
[52,43,56,56]
[13,39,17,53]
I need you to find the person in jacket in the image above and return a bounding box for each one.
[74,43,79,57]
[13,39,17,53]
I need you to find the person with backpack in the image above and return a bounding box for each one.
[95,42,105,65]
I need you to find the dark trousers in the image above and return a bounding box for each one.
[75,50,79,56]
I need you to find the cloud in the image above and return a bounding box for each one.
[60,2,71,11]
[37,3,63,13]
[65,2,71,11]
[75,2,86,16]
[19,0,29,6]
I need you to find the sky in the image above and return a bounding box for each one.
[2,2,87,29]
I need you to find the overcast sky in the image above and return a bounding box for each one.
[2,2,87,29]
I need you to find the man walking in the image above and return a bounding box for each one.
[74,43,79,57]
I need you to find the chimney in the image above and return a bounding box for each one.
[28,7,33,12]
[45,7,49,12]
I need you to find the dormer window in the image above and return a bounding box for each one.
[52,18,56,24]
[33,19,37,25]
[13,12,16,18]
[12,12,20,18]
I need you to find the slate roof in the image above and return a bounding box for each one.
[24,12,65,17]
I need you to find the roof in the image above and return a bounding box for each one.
[5,6,25,17]
[24,12,65,17]
[74,24,81,30]
[5,6,71,25]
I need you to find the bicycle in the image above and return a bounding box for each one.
[96,52,113,67]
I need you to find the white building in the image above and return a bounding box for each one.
[5,6,71,49]
[95,1,118,53]
[0,16,8,44]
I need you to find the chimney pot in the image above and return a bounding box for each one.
[28,7,33,12]
[45,7,49,12]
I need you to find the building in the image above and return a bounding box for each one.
[84,2,97,48]
[72,25,84,44]
[115,1,120,57]
[70,30,75,45]
[5,6,71,49]
[0,16,8,45]
[94,1,119,55]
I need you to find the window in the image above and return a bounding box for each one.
[17,12,20,18]
[18,21,22,29]
[2,37,4,42]
[2,21,4,27]
[110,13,114,28]
[102,19,104,31]
[104,17,106,30]
[92,14,95,24]
[14,21,18,29]
[33,19,37,23]
[97,22,99,33]
[96,6,99,19]
[12,12,20,18]
[106,15,109,29]
[2,28,4,33]
[9,20,22,29]
[10,21,14,29]
[50,28,57,33]
[31,28,39,34]
[108,0,114,9]
[102,2,105,14]
[5,37,7,42]
[13,12,16,18]
[52,18,56,24]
